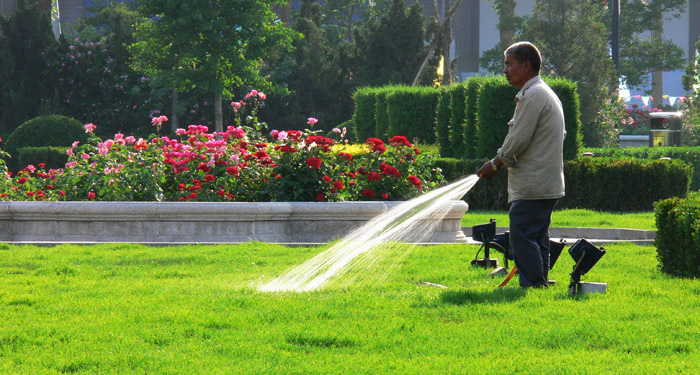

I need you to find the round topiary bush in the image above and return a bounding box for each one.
[4,115,88,172]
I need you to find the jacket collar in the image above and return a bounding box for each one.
[516,75,541,100]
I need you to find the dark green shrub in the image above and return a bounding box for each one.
[448,83,468,158]
[561,158,691,211]
[352,87,378,141]
[463,76,487,159]
[586,146,700,190]
[547,77,582,161]
[655,193,700,278]
[435,157,690,211]
[435,87,452,157]
[386,86,440,144]
[4,115,87,172]
[475,77,518,159]
[18,146,68,171]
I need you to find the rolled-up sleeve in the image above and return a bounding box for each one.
[497,95,543,167]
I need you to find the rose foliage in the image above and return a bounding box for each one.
[0,93,444,202]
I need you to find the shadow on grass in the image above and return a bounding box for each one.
[441,288,526,305]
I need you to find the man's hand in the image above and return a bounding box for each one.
[477,159,498,179]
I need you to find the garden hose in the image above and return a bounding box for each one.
[498,266,518,288]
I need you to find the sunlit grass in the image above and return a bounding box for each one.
[463,208,656,230]
[1,241,698,374]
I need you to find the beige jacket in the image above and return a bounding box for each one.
[497,76,566,203]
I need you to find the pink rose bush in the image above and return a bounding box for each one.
[0,91,444,202]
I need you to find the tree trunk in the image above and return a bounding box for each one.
[498,0,517,47]
[214,91,223,132]
[170,88,179,133]
[412,0,465,86]
[442,0,453,85]
[652,18,664,109]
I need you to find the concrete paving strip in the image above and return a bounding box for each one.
[462,226,656,246]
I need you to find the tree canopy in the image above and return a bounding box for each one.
[128,0,296,131]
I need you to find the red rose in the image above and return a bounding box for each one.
[316,193,325,201]
[18,177,28,184]
[323,176,332,183]
[408,175,422,189]
[362,189,375,198]
[388,136,412,147]
[366,138,386,153]
[216,189,226,196]
[87,192,96,199]
[226,166,239,176]
[367,172,381,181]
[382,193,389,199]
[204,174,216,182]
[338,152,352,160]
[198,163,210,172]
[333,180,344,190]
[306,157,322,170]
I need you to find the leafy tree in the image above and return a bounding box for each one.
[260,0,354,131]
[615,0,686,91]
[682,38,699,94]
[129,0,296,132]
[521,0,617,128]
[0,0,59,133]
[352,0,435,87]
[51,2,172,137]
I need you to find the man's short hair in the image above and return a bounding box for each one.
[505,42,541,74]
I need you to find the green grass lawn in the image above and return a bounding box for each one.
[463,209,657,230]
[1,241,699,374]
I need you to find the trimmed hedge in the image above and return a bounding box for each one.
[475,77,518,159]
[655,192,700,278]
[386,86,440,143]
[4,115,87,172]
[351,76,582,161]
[474,76,581,161]
[435,87,452,157]
[374,88,391,139]
[352,87,378,141]
[587,146,700,190]
[18,146,68,171]
[463,76,487,159]
[548,77,583,161]
[448,83,468,158]
[435,157,691,211]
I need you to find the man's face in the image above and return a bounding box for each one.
[503,53,530,88]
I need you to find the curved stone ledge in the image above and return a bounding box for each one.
[0,201,468,244]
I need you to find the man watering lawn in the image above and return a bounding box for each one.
[476,41,566,288]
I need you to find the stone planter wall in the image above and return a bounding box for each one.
[0,201,468,244]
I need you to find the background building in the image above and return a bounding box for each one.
[2,0,699,97]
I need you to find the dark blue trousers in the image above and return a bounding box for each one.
[509,199,558,288]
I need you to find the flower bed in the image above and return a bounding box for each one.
[0,91,444,202]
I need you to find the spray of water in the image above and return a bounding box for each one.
[258,174,480,292]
